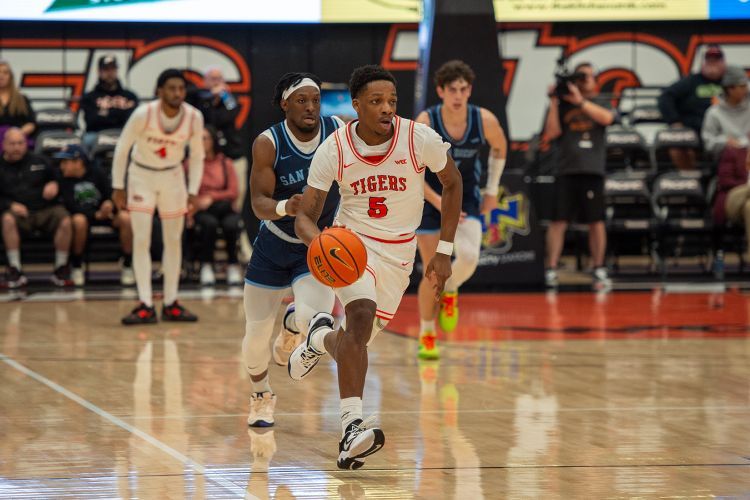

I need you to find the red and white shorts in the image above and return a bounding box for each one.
[335,232,417,332]
[126,164,188,219]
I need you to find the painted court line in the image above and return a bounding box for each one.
[0,352,254,500]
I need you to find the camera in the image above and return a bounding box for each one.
[554,57,586,98]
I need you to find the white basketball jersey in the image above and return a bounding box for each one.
[331,116,431,242]
[131,101,197,168]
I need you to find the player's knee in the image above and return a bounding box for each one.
[345,301,377,345]
[57,215,72,232]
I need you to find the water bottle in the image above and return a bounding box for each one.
[220,90,237,111]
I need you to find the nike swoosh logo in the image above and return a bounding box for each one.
[329,247,354,271]
[343,162,355,168]
[280,154,292,160]
[400,261,410,267]
[343,431,359,450]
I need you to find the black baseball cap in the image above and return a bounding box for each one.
[98,54,118,69]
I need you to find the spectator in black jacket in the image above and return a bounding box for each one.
[55,144,133,287]
[0,61,35,151]
[0,128,72,288]
[658,44,726,170]
[80,55,138,151]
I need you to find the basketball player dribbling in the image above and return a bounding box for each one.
[416,60,508,359]
[112,69,204,325]
[288,65,462,469]
[241,72,343,427]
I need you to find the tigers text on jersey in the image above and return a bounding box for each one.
[307,116,450,242]
[112,100,205,194]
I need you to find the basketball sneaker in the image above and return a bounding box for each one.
[71,267,85,287]
[51,265,73,287]
[247,392,276,427]
[337,416,385,470]
[273,302,302,366]
[545,268,559,288]
[226,264,243,286]
[288,312,333,381]
[4,266,27,289]
[592,267,612,291]
[162,301,198,322]
[418,332,440,360]
[438,291,459,332]
[122,302,158,325]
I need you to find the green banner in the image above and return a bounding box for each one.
[46,0,167,12]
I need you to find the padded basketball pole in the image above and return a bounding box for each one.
[414,0,509,137]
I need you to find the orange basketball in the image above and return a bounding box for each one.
[307,227,368,288]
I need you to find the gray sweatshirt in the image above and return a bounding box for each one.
[701,96,750,156]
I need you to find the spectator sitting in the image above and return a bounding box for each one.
[80,55,138,151]
[0,61,36,147]
[55,144,134,287]
[658,44,726,170]
[186,125,242,286]
[0,128,72,287]
[713,146,749,259]
[702,66,750,159]
[187,66,252,259]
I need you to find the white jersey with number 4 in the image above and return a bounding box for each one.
[308,116,450,242]
[112,100,205,195]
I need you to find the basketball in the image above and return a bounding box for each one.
[307,227,368,288]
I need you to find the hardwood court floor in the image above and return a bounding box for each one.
[0,289,748,498]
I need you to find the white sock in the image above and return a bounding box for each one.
[161,217,184,306]
[6,250,21,269]
[340,397,363,434]
[309,326,332,353]
[250,373,272,395]
[55,251,69,268]
[420,319,435,335]
[131,211,154,307]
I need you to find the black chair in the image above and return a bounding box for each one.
[651,172,713,275]
[629,105,667,147]
[34,130,81,159]
[652,127,702,176]
[605,172,657,271]
[90,128,121,175]
[605,127,652,176]
[35,108,76,133]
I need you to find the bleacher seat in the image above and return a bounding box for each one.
[34,130,81,159]
[90,128,121,174]
[651,171,712,274]
[605,127,652,176]
[35,108,76,133]
[652,127,702,175]
[629,105,667,146]
[605,172,656,270]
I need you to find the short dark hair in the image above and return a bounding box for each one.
[573,62,594,74]
[434,60,475,88]
[272,72,322,108]
[349,65,397,99]
[156,68,186,89]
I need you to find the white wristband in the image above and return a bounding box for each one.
[436,240,454,256]
[275,199,288,217]
[485,157,506,196]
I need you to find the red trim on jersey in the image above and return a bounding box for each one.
[361,232,416,244]
[334,131,344,182]
[345,116,401,166]
[156,102,188,136]
[408,120,424,174]
[376,313,393,321]
[188,108,195,137]
[376,309,394,319]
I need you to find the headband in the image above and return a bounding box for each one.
[281,78,320,101]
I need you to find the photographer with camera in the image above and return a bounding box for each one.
[543,61,616,289]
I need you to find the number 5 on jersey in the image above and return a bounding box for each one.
[368,197,388,218]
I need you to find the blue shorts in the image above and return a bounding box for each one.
[244,226,310,289]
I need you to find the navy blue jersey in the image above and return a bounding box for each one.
[267,116,340,238]
[424,104,486,217]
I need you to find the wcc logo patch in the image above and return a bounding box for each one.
[481,187,530,253]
